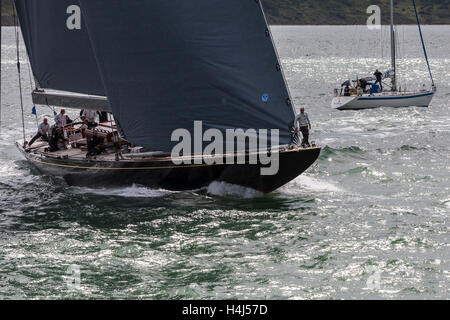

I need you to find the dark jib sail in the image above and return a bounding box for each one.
[78,0,296,152]
[14,0,109,110]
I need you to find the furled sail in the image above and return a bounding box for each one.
[14,0,109,110]
[78,0,296,152]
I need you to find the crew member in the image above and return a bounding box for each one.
[79,119,89,138]
[54,109,67,128]
[48,126,67,152]
[295,107,312,148]
[344,85,351,96]
[86,131,104,158]
[374,69,383,92]
[359,78,368,92]
[28,118,50,147]
[82,109,98,129]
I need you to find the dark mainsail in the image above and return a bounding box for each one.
[14,0,109,110]
[78,0,296,152]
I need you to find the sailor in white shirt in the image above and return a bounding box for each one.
[82,109,98,128]
[54,109,67,128]
[28,118,50,147]
[294,107,312,148]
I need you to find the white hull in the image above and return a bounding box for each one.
[331,91,435,110]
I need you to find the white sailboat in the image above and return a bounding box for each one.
[331,0,436,111]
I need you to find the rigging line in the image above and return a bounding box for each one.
[0,1,1,134]
[349,24,359,60]
[397,26,405,88]
[25,51,39,126]
[26,55,34,90]
[356,25,363,60]
[350,25,363,79]
[383,26,386,65]
[380,24,383,59]
[22,29,55,119]
[13,1,26,146]
[382,24,388,61]
[395,25,400,88]
[44,97,57,116]
[384,24,389,60]
[412,0,435,87]
[401,26,406,88]
[386,25,390,67]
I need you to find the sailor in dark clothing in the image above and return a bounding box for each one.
[374,69,383,92]
[48,126,67,152]
[340,80,350,96]
[344,85,351,96]
[359,78,368,92]
[86,132,104,158]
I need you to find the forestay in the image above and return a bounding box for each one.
[78,0,297,152]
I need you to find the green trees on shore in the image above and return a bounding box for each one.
[1,0,449,25]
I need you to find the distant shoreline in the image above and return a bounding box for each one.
[1,16,15,26]
[2,0,450,26]
[2,17,449,27]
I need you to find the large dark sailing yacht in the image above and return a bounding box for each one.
[14,0,321,194]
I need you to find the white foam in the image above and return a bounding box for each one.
[206,181,262,198]
[0,161,42,186]
[71,184,175,198]
[281,175,344,195]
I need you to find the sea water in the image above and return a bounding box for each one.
[0,26,449,299]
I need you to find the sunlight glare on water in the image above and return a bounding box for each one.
[1,26,449,299]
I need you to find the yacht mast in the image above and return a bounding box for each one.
[390,0,397,91]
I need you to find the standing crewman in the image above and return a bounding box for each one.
[374,69,383,92]
[295,107,312,148]
[82,109,98,128]
[28,118,50,147]
[54,109,67,128]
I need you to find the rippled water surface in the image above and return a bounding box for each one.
[1,26,449,299]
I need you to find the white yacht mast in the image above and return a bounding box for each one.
[390,0,397,91]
